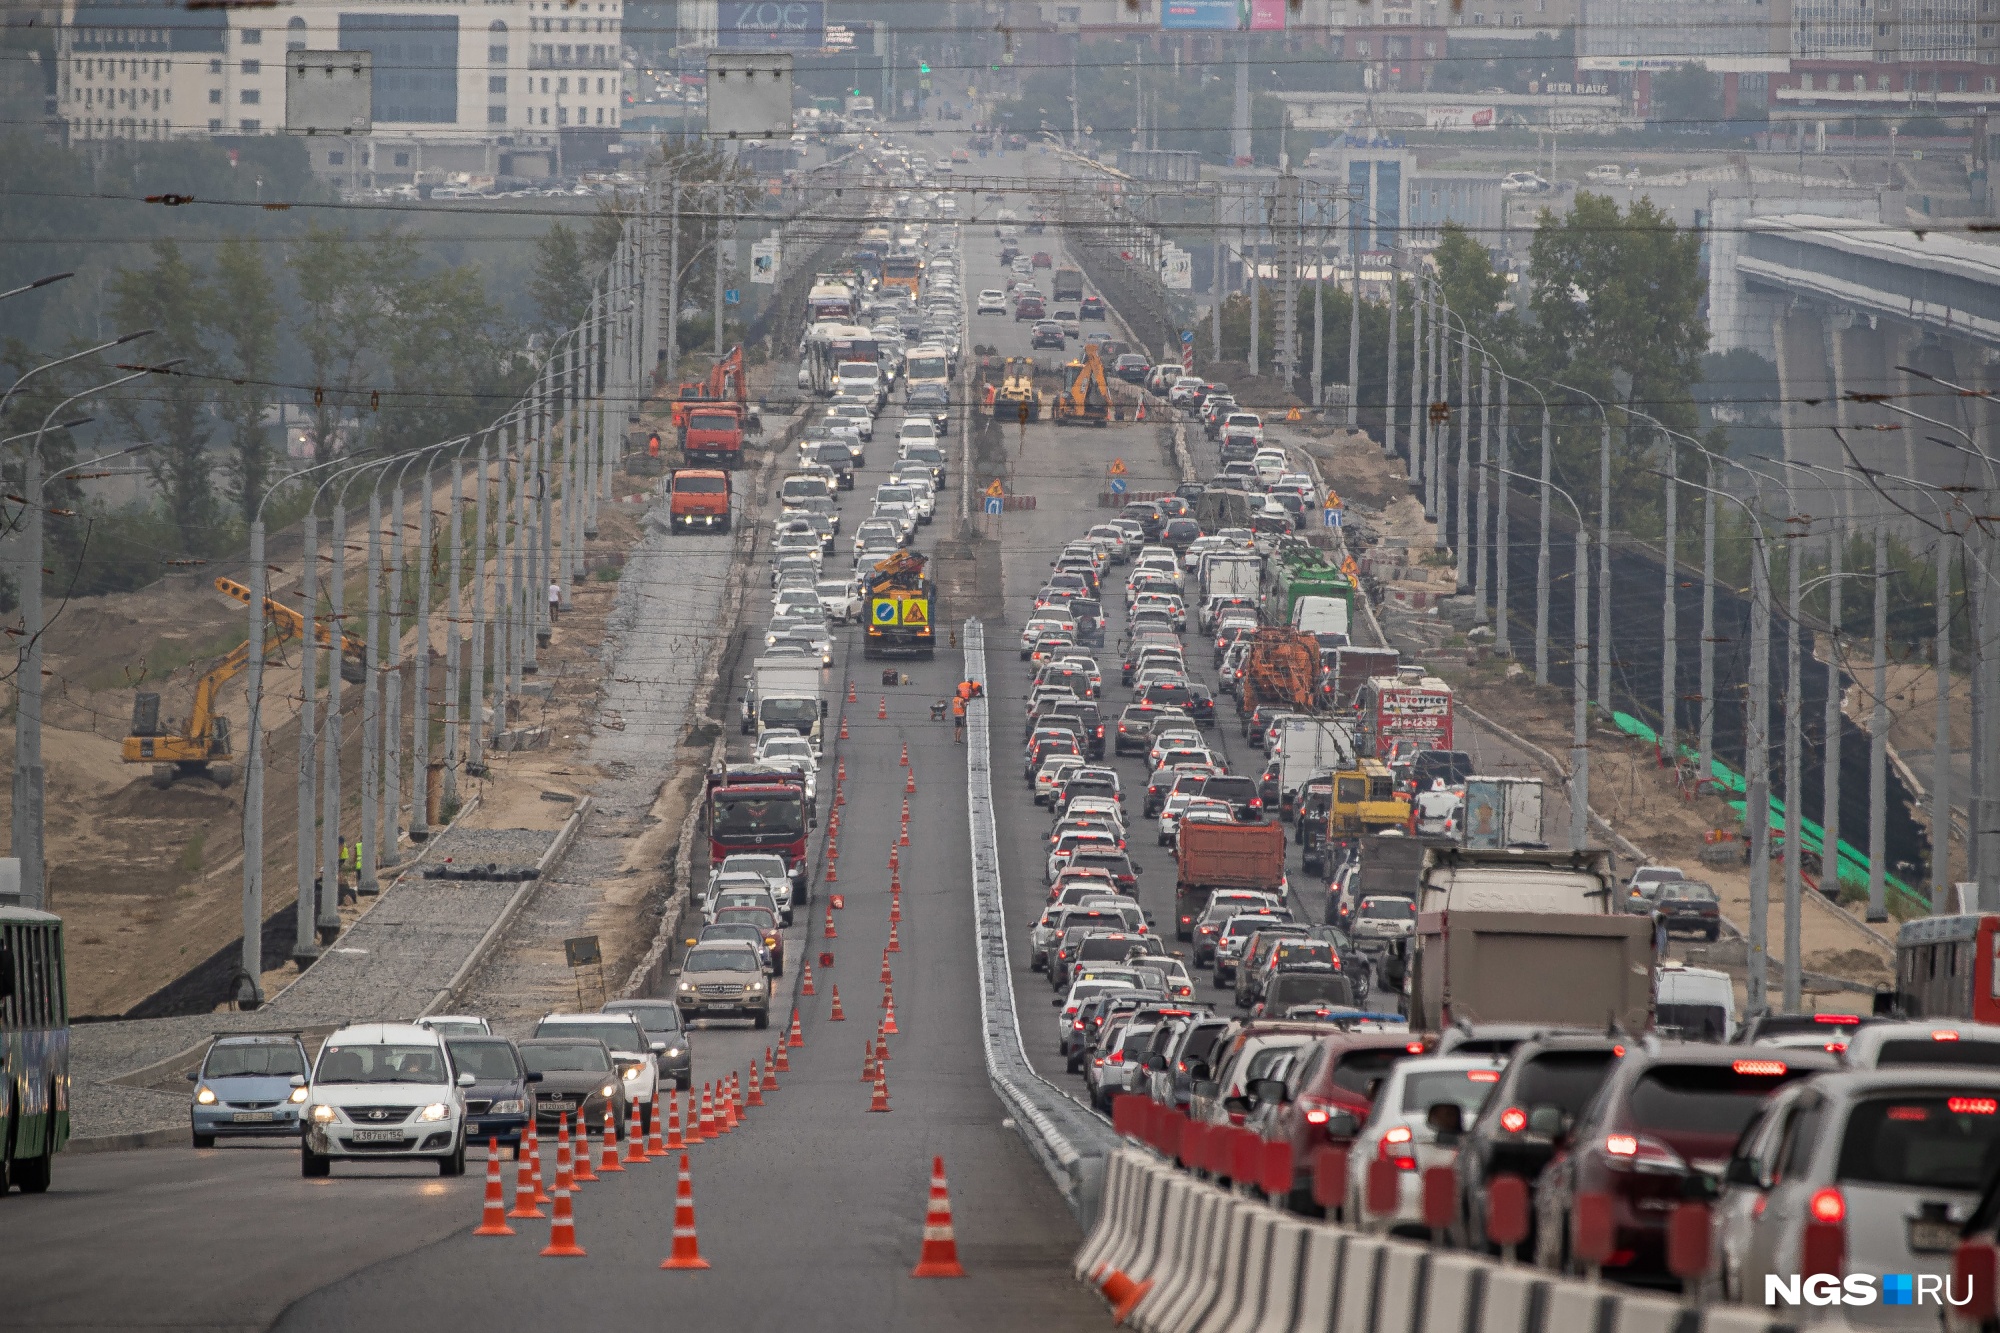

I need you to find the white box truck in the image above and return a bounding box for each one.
[1291,594,1351,643]
[740,656,826,751]
[1459,776,1546,849]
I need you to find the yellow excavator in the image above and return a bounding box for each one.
[990,356,1043,423]
[122,577,366,789]
[1053,343,1110,427]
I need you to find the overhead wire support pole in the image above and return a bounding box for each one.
[1554,379,1614,714]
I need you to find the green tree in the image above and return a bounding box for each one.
[207,237,280,524]
[377,262,518,453]
[1432,222,1512,351]
[291,225,406,462]
[109,241,218,549]
[530,221,592,339]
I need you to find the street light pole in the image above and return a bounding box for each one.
[1554,380,1613,714]
[1496,465,1590,851]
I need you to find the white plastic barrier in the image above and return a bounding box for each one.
[1418,1253,1490,1333]
[1127,1163,1188,1292]
[1544,1278,1620,1333]
[1138,1186,1221,1333]
[1480,1263,1550,1333]
[1333,1237,1384,1333]
[1077,1152,1137,1280]
[1179,1197,1253,1333]
[1374,1242,1427,1333]
[1288,1228,1346,1333]
[1212,1206,1278,1333]
[1252,1219,1314,1333]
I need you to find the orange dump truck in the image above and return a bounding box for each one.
[669,469,732,533]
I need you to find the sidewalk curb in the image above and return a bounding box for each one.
[64,1126,185,1155]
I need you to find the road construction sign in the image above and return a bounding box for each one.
[1323,507,1342,529]
[1110,477,1127,495]
[985,480,1005,497]
[1108,458,1127,476]
[1286,407,1302,421]
[871,596,930,627]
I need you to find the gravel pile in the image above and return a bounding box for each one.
[418,826,557,875]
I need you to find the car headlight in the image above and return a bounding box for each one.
[665,1048,685,1060]
[311,1103,339,1124]
[417,1102,452,1122]
[747,979,767,993]
[487,1099,525,1116]
[289,1085,310,1104]
[622,1065,644,1081]
[194,1085,217,1105]
[678,980,696,993]
[601,1084,618,1098]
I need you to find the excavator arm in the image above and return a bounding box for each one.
[213,577,366,659]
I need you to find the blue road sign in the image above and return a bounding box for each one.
[1110,477,1127,495]
[985,496,1004,516]
[724,289,742,305]
[1323,507,1342,528]
[1180,330,1194,344]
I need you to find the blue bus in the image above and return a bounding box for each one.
[2,905,69,1192]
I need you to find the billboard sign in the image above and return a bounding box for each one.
[750,235,781,285]
[1161,0,1238,28]
[1248,0,1288,29]
[718,0,825,51]
[1423,105,1496,131]
[706,53,795,139]
[1160,246,1192,290]
[286,50,372,134]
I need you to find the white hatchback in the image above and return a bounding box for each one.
[976,289,1007,314]
[302,1022,469,1177]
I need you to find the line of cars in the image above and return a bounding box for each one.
[186,1004,693,1176]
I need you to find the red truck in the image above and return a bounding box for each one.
[705,764,809,889]
[678,403,744,468]
[1173,819,1287,940]
[1356,669,1455,760]
[669,468,732,533]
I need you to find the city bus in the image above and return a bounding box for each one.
[1897,912,2000,1023]
[881,253,923,299]
[2,904,69,1193]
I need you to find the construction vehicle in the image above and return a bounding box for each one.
[1238,626,1321,720]
[1052,343,1110,427]
[671,346,761,434]
[123,578,365,789]
[1262,540,1354,625]
[990,357,1042,423]
[862,549,935,659]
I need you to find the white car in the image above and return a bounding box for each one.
[531,1011,663,1132]
[1341,1055,1505,1227]
[826,404,873,440]
[718,852,795,923]
[301,1022,470,1177]
[814,577,863,625]
[976,289,1006,314]
[1500,171,1552,194]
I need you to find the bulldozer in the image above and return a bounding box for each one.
[122,577,366,789]
[990,356,1043,423]
[1052,343,1110,428]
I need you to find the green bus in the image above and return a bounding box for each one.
[2,905,68,1193]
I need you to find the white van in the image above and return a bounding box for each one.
[830,359,884,406]
[1654,963,1737,1042]
[1292,595,1351,642]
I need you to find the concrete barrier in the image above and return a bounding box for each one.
[1127,1162,1188,1292]
[1252,1219,1313,1333]
[1077,1151,1136,1280]
[1288,1228,1346,1333]
[1141,1188,1224,1333]
[1101,1158,1164,1284]
[1419,1253,1492,1333]
[1215,1208,1280,1333]
[1333,1236,1384,1333]
[1374,1242,1428,1333]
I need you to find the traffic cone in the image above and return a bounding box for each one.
[847,679,857,704]
[890,893,902,923]
[889,844,899,871]
[659,1154,710,1270]
[901,741,910,767]
[876,1031,891,1068]
[883,997,901,1035]
[691,1083,714,1143]
[714,1079,736,1134]
[835,785,845,807]
[881,955,894,984]
[573,1115,598,1183]
[890,867,901,894]
[905,768,916,793]
[602,1103,626,1171]
[728,1073,746,1126]
[902,797,910,823]
[888,919,901,953]
[526,1119,550,1203]
[747,1058,765,1107]
[878,696,887,719]
[540,1181,587,1258]
[473,1140,516,1236]
[788,1007,805,1048]
[802,959,816,995]
[826,858,838,884]
[762,1049,779,1091]
[900,823,909,847]
[840,717,849,740]
[829,985,846,1021]
[1136,402,1146,422]
[624,1096,648,1160]
[863,1039,877,1081]
[663,1092,685,1151]
[869,1067,892,1112]
[507,1150,547,1220]
[838,758,847,783]
[826,832,839,861]
[774,1040,790,1073]
[554,1113,576,1192]
[1092,1265,1155,1323]
[911,1155,968,1278]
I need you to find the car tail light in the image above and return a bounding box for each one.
[1468,1070,1500,1083]
[1732,1059,1788,1076]
[1405,1041,1426,1054]
[1814,1014,1860,1024]
[1935,1030,1963,1041]
[1602,1133,1684,1173]
[1809,1187,1846,1224]
[1499,1107,1527,1134]
[1379,1125,1417,1171]
[1951,1097,2000,1115]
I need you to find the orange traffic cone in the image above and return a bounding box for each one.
[788,1007,805,1048]
[829,985,846,1021]
[881,955,894,984]
[906,768,916,793]
[1092,1265,1156,1324]
[802,959,816,995]
[863,1039,877,1081]
[474,1139,516,1236]
[691,1083,714,1143]
[1136,402,1146,422]
[663,1091,685,1151]
[554,1113,577,1192]
[847,679,857,703]
[900,741,910,767]
[876,1031,891,1068]
[891,867,901,894]
[838,757,847,783]
[826,857,838,884]
[600,1104,625,1172]
[869,1067,892,1112]
[727,1073,744,1127]
[839,716,849,740]
[774,1040,790,1073]
[878,696,888,719]
[911,1155,968,1277]
[762,1050,779,1091]
[902,796,910,822]
[507,1149,547,1220]
[889,844,899,871]
[747,1058,766,1107]
[624,1096,648,1160]
[900,822,909,847]
[540,1180,587,1258]
[835,786,845,808]
[888,919,901,953]
[573,1115,598,1183]
[883,997,901,1034]
[525,1119,551,1204]
[825,905,838,937]
[826,832,839,861]
[714,1079,736,1134]
[659,1154,710,1270]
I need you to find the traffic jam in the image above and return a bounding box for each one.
[1010,366,2000,1309]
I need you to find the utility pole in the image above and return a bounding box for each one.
[410,460,434,841]
[444,453,464,810]
[319,500,346,935]
[1383,247,1399,461]
[666,185,681,391]
[384,475,405,851]
[1344,216,1361,427]
[1597,409,1612,714]
[1273,172,1300,387]
[1935,533,1953,909]
[242,521,266,997]
[1699,460,1717,789]
[467,438,490,777]
[1411,278,1427,499]
[295,512,319,964]
[1747,518,1772,1016]
[1661,431,1678,758]
[1246,219,1259,375]
[1475,358,1491,621]
[1783,516,1804,1012]
[359,484,382,894]
[1455,327,1471,588]
[1572,522,1591,853]
[1536,406,1552,686]
[1825,528,1845,908]
[1496,377,1512,657]
[1869,523,1890,922]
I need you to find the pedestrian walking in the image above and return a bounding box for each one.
[547,580,562,624]
[951,693,966,744]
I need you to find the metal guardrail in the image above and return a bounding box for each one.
[963,618,1124,1229]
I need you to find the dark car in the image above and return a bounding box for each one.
[1058,766,1123,810]
[1043,701,1106,758]
[187,1033,312,1148]
[601,999,692,1091]
[1263,1031,1430,1212]
[713,905,785,975]
[1114,354,1151,383]
[1531,1042,1838,1284]
[1030,320,1067,350]
[447,1037,537,1154]
[1258,969,1353,1016]
[1454,1034,1626,1254]
[1016,295,1046,321]
[1653,880,1721,940]
[1120,501,1167,540]
[1067,849,1143,895]
[806,442,857,487]
[1162,517,1202,550]
[517,1037,627,1135]
[1080,295,1107,320]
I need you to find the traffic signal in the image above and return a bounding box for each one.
[919,61,930,74]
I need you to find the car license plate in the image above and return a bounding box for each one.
[1909,1218,1958,1253]
[231,1111,275,1123]
[541,1098,575,1111]
[351,1128,403,1143]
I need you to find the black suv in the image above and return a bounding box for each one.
[1045,701,1106,758]
[1191,774,1262,819]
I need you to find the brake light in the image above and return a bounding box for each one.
[1405,1041,1426,1054]
[1935,1030,1963,1041]
[1809,1187,1846,1224]
[1499,1107,1527,1133]
[1605,1134,1638,1156]
[1951,1097,2000,1115]
[1108,1051,1124,1064]
[1815,1014,1859,1024]
[1468,1070,1500,1083]
[1732,1059,1788,1076]
[1887,1106,1929,1121]
[1823,1042,1847,1054]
